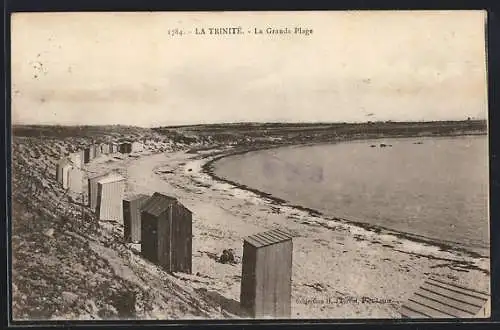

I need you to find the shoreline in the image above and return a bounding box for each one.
[198,135,489,260]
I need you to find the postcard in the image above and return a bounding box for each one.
[10,10,489,321]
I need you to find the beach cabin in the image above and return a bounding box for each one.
[88,172,111,211]
[101,143,110,154]
[67,166,83,193]
[120,142,132,154]
[112,143,119,153]
[79,149,85,166]
[56,158,72,189]
[140,192,193,273]
[96,173,126,222]
[400,277,490,318]
[95,144,103,158]
[108,142,115,154]
[123,194,151,243]
[68,151,84,168]
[240,228,293,318]
[85,145,97,162]
[131,141,144,152]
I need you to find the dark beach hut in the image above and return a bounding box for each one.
[83,147,91,164]
[123,194,151,243]
[84,145,96,163]
[140,192,192,273]
[240,228,293,318]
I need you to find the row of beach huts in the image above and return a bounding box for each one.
[54,139,294,318]
[56,140,144,193]
[55,139,193,272]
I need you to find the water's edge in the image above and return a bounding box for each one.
[200,135,489,260]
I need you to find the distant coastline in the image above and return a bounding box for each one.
[12,120,488,258]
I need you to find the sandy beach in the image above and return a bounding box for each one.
[81,146,490,319]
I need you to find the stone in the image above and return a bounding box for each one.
[43,228,55,238]
[218,249,236,264]
[61,291,79,305]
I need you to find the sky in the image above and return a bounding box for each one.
[11,11,488,127]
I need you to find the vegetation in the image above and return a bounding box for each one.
[154,120,487,149]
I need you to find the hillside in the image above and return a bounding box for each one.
[154,120,487,149]
[11,127,230,320]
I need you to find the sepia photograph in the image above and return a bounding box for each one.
[10,10,490,321]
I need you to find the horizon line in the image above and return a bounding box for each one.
[11,118,488,129]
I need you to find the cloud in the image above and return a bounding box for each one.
[11,11,487,125]
[15,84,163,104]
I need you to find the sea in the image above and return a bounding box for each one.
[213,135,489,255]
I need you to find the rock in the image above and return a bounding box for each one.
[61,291,79,305]
[85,299,99,313]
[98,304,118,318]
[43,228,55,238]
[218,249,236,264]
